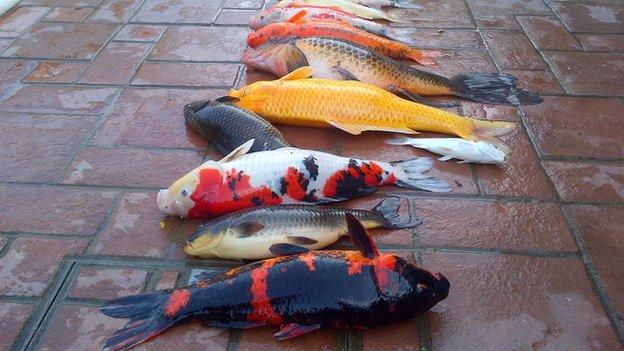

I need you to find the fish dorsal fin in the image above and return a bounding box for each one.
[287,9,308,23]
[279,66,313,81]
[218,139,254,163]
[269,243,310,256]
[327,120,420,136]
[231,221,265,238]
[345,213,379,259]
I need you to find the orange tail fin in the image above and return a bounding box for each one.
[405,50,442,68]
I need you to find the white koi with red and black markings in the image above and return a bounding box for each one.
[157,140,451,219]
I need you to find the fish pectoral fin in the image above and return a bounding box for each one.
[331,66,359,81]
[269,243,310,256]
[438,155,453,161]
[287,9,308,23]
[231,221,265,238]
[274,323,321,340]
[345,213,379,259]
[215,95,240,104]
[279,66,313,81]
[204,321,268,329]
[218,139,254,162]
[287,236,318,245]
[456,160,471,164]
[328,120,420,135]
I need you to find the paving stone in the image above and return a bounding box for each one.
[551,2,624,34]
[362,319,420,350]
[0,85,119,114]
[44,7,94,22]
[79,41,151,84]
[131,62,239,87]
[482,31,546,70]
[237,327,335,351]
[543,160,624,203]
[0,113,97,182]
[0,302,35,351]
[20,0,101,6]
[385,0,473,28]
[132,0,221,24]
[0,59,36,95]
[0,237,87,296]
[215,10,257,25]
[0,38,13,52]
[396,29,484,50]
[502,70,564,95]
[476,128,555,200]
[132,324,229,351]
[61,146,203,188]
[569,205,624,318]
[114,24,165,42]
[1,22,117,59]
[222,0,264,9]
[86,0,143,23]
[23,61,87,83]
[522,97,624,159]
[154,270,179,290]
[422,252,621,350]
[542,51,624,96]
[149,26,249,61]
[68,267,148,299]
[0,185,115,235]
[424,49,496,78]
[516,16,582,51]
[576,33,624,51]
[91,192,181,258]
[460,101,519,122]
[414,199,577,251]
[0,6,49,38]
[466,0,549,29]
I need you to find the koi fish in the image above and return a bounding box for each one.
[185,196,421,259]
[249,6,419,46]
[386,135,508,164]
[274,0,410,23]
[228,67,516,148]
[157,139,451,219]
[101,214,450,351]
[242,37,543,106]
[184,98,290,155]
[247,10,440,67]
[352,0,421,9]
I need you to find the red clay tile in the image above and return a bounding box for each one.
[215,10,257,25]
[386,0,473,28]
[68,267,148,300]
[272,125,338,152]
[577,33,624,51]
[516,16,582,51]
[424,49,496,78]
[0,85,119,114]
[0,38,13,52]
[1,22,118,59]
[223,0,264,9]
[362,319,420,351]
[422,251,621,350]
[542,51,624,96]
[91,88,225,148]
[502,70,564,95]
[44,7,94,22]
[543,160,624,203]
[521,97,624,159]
[114,24,166,42]
[23,61,87,83]
[414,199,577,251]
[20,0,101,5]
[132,0,221,24]
[476,128,554,200]
[79,42,151,84]
[0,113,97,182]
[551,2,624,34]
[0,236,87,296]
[0,59,36,94]
[37,305,126,351]
[460,101,519,122]
[569,205,624,318]
[0,302,34,351]
[61,146,203,188]
[481,31,546,70]
[237,327,335,351]
[0,6,49,38]
[86,0,143,23]
[132,324,230,350]
[466,0,549,29]
[154,271,179,290]
[92,192,179,258]
[132,62,239,87]
[0,185,115,235]
[149,26,250,61]
[398,29,483,50]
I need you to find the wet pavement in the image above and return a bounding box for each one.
[0,0,623,350]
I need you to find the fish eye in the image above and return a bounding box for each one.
[260,15,264,19]
[181,189,188,197]
[416,283,427,293]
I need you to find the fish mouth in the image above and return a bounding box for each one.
[183,240,196,256]
[156,189,180,216]
[242,45,291,77]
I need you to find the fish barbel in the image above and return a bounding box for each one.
[386,135,509,164]
[247,10,440,67]
[185,197,421,259]
[242,37,543,106]
[274,0,410,22]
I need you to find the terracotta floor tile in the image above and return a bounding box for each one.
[44,7,94,22]
[482,31,546,70]
[131,62,239,87]
[91,88,225,148]
[215,10,257,25]
[543,160,624,203]
[466,0,549,29]
[0,59,36,95]
[1,22,118,59]
[113,24,166,42]
[569,205,624,318]
[503,70,564,95]
[132,0,221,24]
[223,0,264,8]
[577,33,624,51]
[422,49,496,78]
[460,101,519,122]
[154,270,179,290]
[0,113,97,182]
[85,0,143,23]
[0,236,87,296]
[23,61,87,83]
[422,251,621,350]
[0,185,115,235]
[237,327,336,351]
[362,319,420,351]
[274,125,338,152]
[149,26,249,61]
[543,51,624,96]
[0,85,119,114]
[551,2,624,34]
[0,38,13,52]
[20,0,101,5]
[0,302,34,351]
[521,96,624,159]
[79,41,151,84]
[0,6,49,38]
[396,29,483,50]
[516,16,582,50]
[386,0,473,28]
[68,267,148,299]
[132,323,230,351]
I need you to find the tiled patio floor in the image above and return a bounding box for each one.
[0,0,623,350]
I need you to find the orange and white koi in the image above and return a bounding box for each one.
[274,0,410,22]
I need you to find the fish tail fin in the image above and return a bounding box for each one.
[450,73,543,106]
[371,196,422,229]
[383,27,418,46]
[468,119,515,154]
[405,49,442,67]
[101,291,178,351]
[384,134,423,148]
[390,158,452,193]
[392,0,423,9]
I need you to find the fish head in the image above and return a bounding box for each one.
[157,161,224,218]
[242,41,307,78]
[248,9,281,30]
[475,141,509,164]
[183,220,229,257]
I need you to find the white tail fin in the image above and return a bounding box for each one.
[390,158,452,193]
